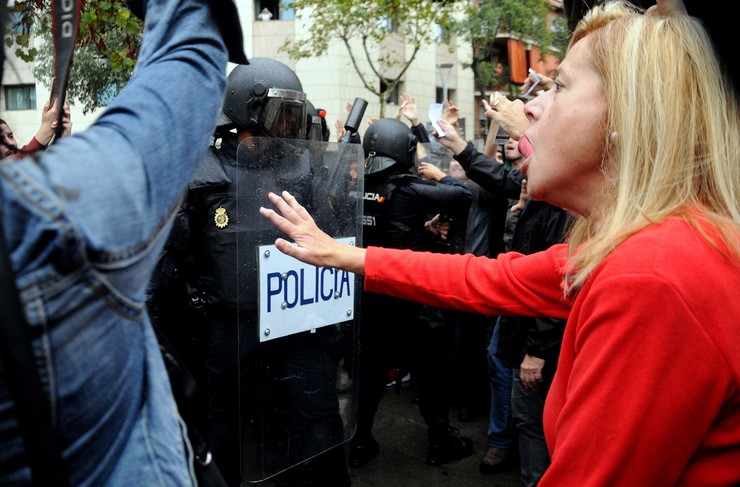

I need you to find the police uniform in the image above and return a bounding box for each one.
[148,59,351,487]
[350,118,473,468]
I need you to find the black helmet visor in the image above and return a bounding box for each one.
[261,88,307,139]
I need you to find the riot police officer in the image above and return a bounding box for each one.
[350,118,473,468]
[149,59,351,487]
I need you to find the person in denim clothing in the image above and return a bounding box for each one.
[0,0,230,484]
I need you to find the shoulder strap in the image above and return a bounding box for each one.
[50,0,81,143]
[0,221,69,486]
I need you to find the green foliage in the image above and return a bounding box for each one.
[549,15,570,56]
[448,0,565,97]
[281,0,459,116]
[32,29,131,114]
[475,60,497,88]
[6,0,142,112]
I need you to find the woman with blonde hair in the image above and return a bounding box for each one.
[261,0,739,484]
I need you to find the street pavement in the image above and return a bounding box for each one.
[348,381,520,487]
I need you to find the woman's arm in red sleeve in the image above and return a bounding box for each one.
[363,244,570,319]
[16,137,47,157]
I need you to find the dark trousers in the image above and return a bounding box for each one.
[414,305,456,431]
[512,369,552,487]
[354,292,417,444]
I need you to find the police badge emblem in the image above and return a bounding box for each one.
[214,207,229,228]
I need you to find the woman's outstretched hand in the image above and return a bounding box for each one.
[260,191,367,275]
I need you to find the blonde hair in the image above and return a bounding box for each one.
[564,1,740,292]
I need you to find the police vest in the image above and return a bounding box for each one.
[189,146,311,310]
[362,174,397,248]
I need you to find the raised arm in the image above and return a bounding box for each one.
[30,0,229,247]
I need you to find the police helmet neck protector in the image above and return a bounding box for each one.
[363,118,417,175]
[219,58,307,139]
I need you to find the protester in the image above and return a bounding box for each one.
[0,0,235,484]
[0,99,72,158]
[260,1,740,485]
[349,118,472,469]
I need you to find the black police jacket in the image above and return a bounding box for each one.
[362,170,471,251]
[178,137,311,310]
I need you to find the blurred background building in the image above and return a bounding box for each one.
[1,0,564,146]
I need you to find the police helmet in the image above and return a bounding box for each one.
[305,100,323,142]
[363,118,418,175]
[217,58,307,139]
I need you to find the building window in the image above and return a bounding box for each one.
[382,80,400,105]
[436,87,455,104]
[378,16,398,33]
[8,12,27,34]
[279,1,295,20]
[4,85,37,111]
[257,1,293,20]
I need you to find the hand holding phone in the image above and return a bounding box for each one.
[522,69,541,97]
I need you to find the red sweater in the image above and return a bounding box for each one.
[12,137,46,158]
[365,216,740,486]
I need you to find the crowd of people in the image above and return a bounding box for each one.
[0,0,737,486]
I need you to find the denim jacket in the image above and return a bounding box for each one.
[0,0,227,484]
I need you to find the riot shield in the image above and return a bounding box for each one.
[416,141,454,173]
[234,137,363,483]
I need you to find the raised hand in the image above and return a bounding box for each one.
[441,100,460,126]
[417,161,447,182]
[398,92,421,126]
[433,118,468,156]
[335,118,346,142]
[481,92,528,141]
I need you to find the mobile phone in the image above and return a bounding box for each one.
[494,126,509,145]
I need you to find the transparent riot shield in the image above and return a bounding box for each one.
[234,137,363,483]
[415,141,454,173]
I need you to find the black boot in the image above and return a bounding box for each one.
[348,436,379,468]
[426,425,473,466]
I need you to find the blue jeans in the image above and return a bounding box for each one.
[486,318,514,449]
[512,369,551,487]
[0,0,227,483]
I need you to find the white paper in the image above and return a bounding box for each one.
[428,103,445,137]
